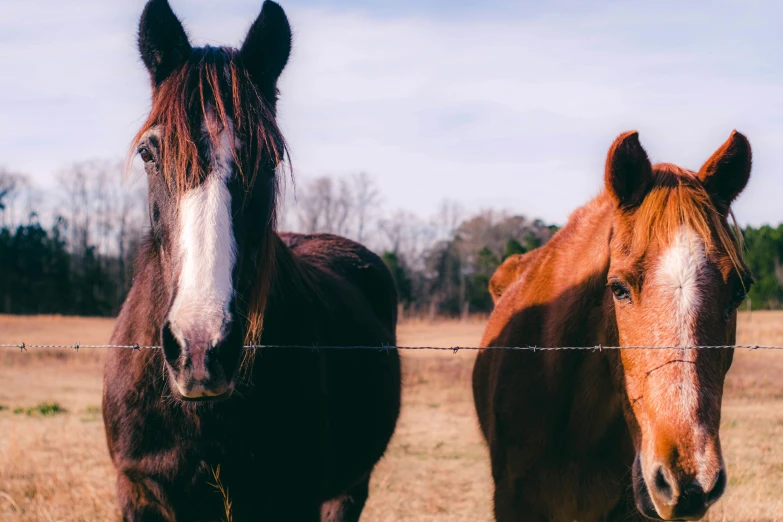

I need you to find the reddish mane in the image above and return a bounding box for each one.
[130,47,287,193]
[628,163,744,277]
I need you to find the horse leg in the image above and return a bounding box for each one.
[320,475,370,522]
[116,471,173,522]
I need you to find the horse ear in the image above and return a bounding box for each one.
[489,254,526,304]
[240,1,292,95]
[138,0,192,86]
[605,131,653,209]
[698,131,752,212]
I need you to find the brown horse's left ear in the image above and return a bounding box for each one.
[605,131,653,209]
[241,1,292,99]
[698,131,752,211]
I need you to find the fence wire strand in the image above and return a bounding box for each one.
[1,343,782,352]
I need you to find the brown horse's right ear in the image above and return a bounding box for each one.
[698,131,752,212]
[138,0,192,87]
[605,131,653,209]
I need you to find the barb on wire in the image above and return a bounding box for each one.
[0,343,778,351]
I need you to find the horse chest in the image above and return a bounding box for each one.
[504,422,633,520]
[496,353,634,519]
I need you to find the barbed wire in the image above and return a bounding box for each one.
[1,343,781,353]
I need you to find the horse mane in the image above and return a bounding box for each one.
[629,163,744,274]
[130,45,290,345]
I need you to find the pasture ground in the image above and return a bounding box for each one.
[1,313,783,521]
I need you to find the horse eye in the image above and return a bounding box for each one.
[733,287,748,305]
[138,147,154,164]
[610,282,631,301]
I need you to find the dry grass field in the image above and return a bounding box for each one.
[1,313,783,521]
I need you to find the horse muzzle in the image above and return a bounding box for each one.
[633,453,726,521]
[161,320,243,400]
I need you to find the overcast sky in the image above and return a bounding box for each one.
[1,0,781,225]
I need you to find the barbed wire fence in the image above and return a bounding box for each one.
[2,343,782,353]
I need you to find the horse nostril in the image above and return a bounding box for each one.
[161,322,181,362]
[204,343,218,365]
[654,465,674,501]
[675,482,707,518]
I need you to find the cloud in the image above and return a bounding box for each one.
[0,0,781,225]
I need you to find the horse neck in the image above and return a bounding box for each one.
[538,194,616,347]
[256,232,323,341]
[538,194,626,449]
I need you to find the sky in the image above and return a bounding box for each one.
[1,0,782,225]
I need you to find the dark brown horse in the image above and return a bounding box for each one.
[473,131,753,521]
[102,1,400,520]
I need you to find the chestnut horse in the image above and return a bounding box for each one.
[473,131,753,521]
[102,1,400,520]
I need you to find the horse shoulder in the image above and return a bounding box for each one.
[475,248,550,444]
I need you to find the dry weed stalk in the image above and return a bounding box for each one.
[208,465,233,522]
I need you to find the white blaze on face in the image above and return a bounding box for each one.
[647,226,707,456]
[168,119,237,348]
[642,226,717,511]
[653,226,707,347]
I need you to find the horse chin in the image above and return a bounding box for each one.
[168,373,236,402]
[178,387,234,402]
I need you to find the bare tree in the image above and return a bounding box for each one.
[329,177,353,236]
[0,168,18,212]
[353,172,382,243]
[292,175,353,236]
[94,167,114,257]
[0,168,37,227]
[379,210,435,270]
[432,199,464,241]
[115,181,148,291]
[57,160,148,257]
[58,163,92,255]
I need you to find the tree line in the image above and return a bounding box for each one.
[1,164,782,316]
[0,164,145,315]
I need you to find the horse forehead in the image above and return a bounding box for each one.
[201,116,237,170]
[653,227,708,283]
[614,219,719,272]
